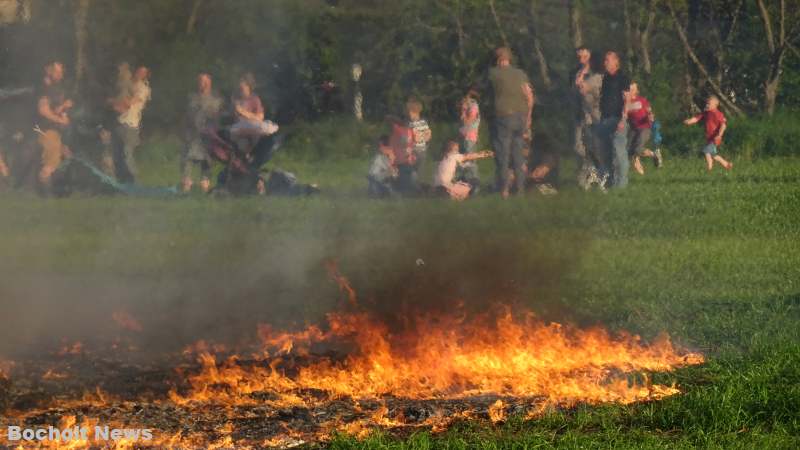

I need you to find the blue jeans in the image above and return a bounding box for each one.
[460,139,480,187]
[492,112,527,194]
[593,117,629,188]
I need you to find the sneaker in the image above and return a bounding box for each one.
[654,148,664,168]
[537,183,558,196]
[585,168,600,189]
[597,173,609,193]
[633,156,645,175]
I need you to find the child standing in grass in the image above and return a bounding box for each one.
[459,86,481,189]
[367,135,398,198]
[386,98,431,194]
[407,97,432,187]
[684,95,733,172]
[433,140,492,201]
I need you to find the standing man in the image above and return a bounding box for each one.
[572,46,603,190]
[33,61,73,192]
[182,73,222,193]
[488,47,534,198]
[113,65,151,184]
[594,51,630,188]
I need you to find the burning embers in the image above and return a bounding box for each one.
[174,305,702,409]
[0,272,703,448]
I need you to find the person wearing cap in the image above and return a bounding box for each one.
[487,47,534,198]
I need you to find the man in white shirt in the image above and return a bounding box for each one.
[113,66,151,183]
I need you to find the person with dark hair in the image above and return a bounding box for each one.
[594,51,631,189]
[488,46,534,198]
[458,85,481,189]
[571,46,603,190]
[625,81,662,175]
[30,61,73,192]
[367,135,398,198]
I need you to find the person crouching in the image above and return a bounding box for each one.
[367,135,398,198]
[433,140,492,201]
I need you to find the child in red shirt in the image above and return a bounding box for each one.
[683,95,733,172]
[625,82,662,175]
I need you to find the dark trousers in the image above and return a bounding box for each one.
[491,112,527,194]
[113,123,140,184]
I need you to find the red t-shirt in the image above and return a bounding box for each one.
[626,96,652,130]
[694,109,727,144]
[390,123,414,165]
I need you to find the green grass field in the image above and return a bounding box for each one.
[1,154,799,449]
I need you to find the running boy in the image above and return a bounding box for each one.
[683,95,733,171]
[407,97,432,184]
[625,81,662,175]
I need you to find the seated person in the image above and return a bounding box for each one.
[433,140,492,201]
[526,134,559,195]
[367,135,398,198]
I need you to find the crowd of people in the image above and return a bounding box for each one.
[0,45,733,199]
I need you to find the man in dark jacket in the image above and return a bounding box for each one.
[594,51,630,189]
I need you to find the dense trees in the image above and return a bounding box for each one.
[0,0,797,134]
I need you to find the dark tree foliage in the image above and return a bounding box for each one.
[0,0,798,137]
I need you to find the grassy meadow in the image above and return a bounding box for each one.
[0,147,799,449]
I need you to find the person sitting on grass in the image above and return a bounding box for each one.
[683,95,733,172]
[367,135,398,198]
[625,81,663,175]
[526,137,559,196]
[433,140,492,201]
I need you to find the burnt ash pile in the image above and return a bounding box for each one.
[0,347,550,449]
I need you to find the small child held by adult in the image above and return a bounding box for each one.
[433,140,492,201]
[367,135,398,198]
[683,95,733,172]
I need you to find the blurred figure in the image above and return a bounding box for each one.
[458,85,481,191]
[230,73,278,153]
[683,95,733,172]
[367,135,397,198]
[624,81,662,175]
[182,73,222,193]
[571,46,603,190]
[31,61,73,192]
[488,47,534,198]
[433,140,492,201]
[594,51,630,189]
[112,65,151,183]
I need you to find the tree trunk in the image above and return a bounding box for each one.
[756,0,787,115]
[567,0,582,48]
[73,0,90,94]
[186,0,204,34]
[528,0,552,89]
[488,0,508,47]
[668,3,744,116]
[454,0,465,60]
[639,0,656,75]
[622,0,635,73]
